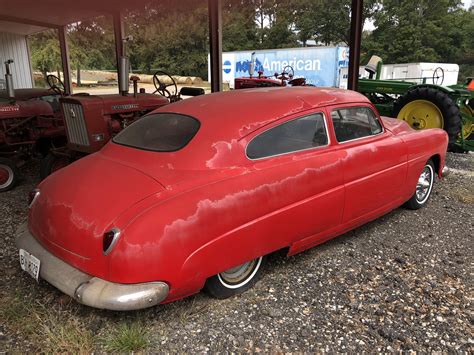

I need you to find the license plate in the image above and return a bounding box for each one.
[19,249,41,281]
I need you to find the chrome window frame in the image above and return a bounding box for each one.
[330,106,385,144]
[245,112,330,161]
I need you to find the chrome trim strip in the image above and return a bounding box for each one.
[336,129,385,144]
[28,189,40,209]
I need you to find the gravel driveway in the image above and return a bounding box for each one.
[1,152,472,352]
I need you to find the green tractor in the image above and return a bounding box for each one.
[357,56,473,152]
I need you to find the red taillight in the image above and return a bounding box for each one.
[28,189,40,208]
[103,228,121,255]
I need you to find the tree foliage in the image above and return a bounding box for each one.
[126,0,209,77]
[28,0,473,81]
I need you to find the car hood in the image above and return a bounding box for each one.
[29,153,165,261]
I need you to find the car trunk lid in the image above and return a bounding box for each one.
[29,153,164,262]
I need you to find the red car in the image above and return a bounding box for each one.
[16,87,449,311]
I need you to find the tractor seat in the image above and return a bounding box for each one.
[180,87,205,97]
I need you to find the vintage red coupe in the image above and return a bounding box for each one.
[16,87,449,311]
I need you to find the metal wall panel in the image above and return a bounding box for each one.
[0,32,33,89]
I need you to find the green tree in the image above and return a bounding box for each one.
[67,18,115,71]
[127,0,209,77]
[223,0,259,51]
[362,0,470,63]
[255,0,299,48]
[29,30,61,79]
[291,0,378,46]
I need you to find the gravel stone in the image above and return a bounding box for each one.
[0,152,472,352]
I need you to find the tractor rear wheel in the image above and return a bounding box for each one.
[460,104,473,140]
[393,87,462,150]
[0,158,19,192]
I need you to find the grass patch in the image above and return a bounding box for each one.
[39,314,95,353]
[103,321,150,352]
[0,292,95,353]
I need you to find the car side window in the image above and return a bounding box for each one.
[246,113,328,159]
[331,107,383,143]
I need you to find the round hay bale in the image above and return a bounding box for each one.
[189,76,203,85]
[176,76,193,85]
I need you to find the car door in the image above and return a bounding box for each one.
[237,110,346,254]
[327,104,407,224]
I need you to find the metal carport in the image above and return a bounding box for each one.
[0,0,364,93]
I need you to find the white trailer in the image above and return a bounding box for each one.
[339,62,460,89]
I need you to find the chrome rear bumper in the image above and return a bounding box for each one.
[15,223,169,311]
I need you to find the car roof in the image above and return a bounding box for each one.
[158,87,371,139]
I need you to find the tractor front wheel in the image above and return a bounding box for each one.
[393,87,461,150]
[0,158,19,192]
[40,153,72,180]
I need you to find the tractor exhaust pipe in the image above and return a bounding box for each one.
[4,59,15,101]
[119,56,130,96]
[249,52,256,78]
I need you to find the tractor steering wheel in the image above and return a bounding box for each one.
[275,66,295,84]
[46,75,66,96]
[153,71,178,100]
[281,65,294,79]
[432,67,444,85]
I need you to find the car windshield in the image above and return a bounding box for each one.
[113,113,200,152]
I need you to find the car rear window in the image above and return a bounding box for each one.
[113,113,200,152]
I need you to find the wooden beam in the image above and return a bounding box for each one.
[0,15,59,29]
[348,0,363,91]
[208,0,222,92]
[58,26,72,95]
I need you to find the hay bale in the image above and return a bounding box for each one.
[189,76,203,85]
[176,76,193,85]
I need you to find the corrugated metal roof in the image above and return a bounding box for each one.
[0,0,152,34]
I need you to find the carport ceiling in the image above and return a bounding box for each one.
[0,0,152,34]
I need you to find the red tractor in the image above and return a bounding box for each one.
[0,60,66,192]
[1,56,203,191]
[234,53,308,89]
[40,70,204,178]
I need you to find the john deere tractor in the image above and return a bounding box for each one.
[357,56,473,152]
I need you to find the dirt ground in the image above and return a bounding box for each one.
[0,152,472,352]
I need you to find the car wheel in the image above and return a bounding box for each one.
[204,256,265,299]
[0,158,19,192]
[404,160,435,210]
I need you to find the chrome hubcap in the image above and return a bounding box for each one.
[218,257,262,289]
[416,166,432,203]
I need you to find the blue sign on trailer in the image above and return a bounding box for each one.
[209,46,349,88]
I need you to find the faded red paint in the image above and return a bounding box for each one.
[28,87,448,303]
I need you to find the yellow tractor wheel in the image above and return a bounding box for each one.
[393,87,462,149]
[397,99,444,130]
[460,104,473,139]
